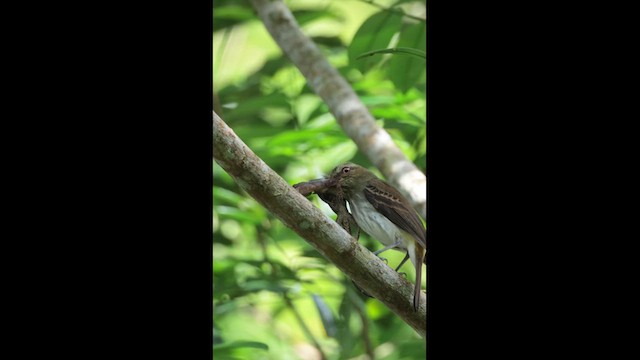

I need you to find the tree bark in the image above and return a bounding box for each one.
[213,111,426,337]
[249,0,427,220]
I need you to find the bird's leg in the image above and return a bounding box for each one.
[394,252,410,278]
[372,240,402,256]
[371,240,402,264]
[394,252,410,271]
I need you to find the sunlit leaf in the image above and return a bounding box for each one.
[264,66,307,98]
[294,95,323,126]
[312,142,358,170]
[260,107,293,126]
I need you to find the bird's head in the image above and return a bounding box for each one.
[329,163,377,193]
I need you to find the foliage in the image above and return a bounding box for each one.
[213,0,426,359]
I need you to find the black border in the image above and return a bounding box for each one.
[21,1,214,357]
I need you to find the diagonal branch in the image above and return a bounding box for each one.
[213,111,426,337]
[249,0,427,220]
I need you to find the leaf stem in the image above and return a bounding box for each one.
[356,47,426,60]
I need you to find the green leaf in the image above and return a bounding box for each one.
[312,141,358,169]
[213,340,269,359]
[389,21,426,92]
[241,259,301,281]
[213,341,269,351]
[337,285,357,357]
[348,12,403,73]
[212,1,255,31]
[312,294,337,338]
[224,93,290,123]
[213,6,255,21]
[359,95,396,106]
[213,187,244,206]
[241,279,290,293]
[233,125,287,143]
[391,0,427,5]
[213,162,235,187]
[294,95,323,126]
[215,206,262,224]
[266,128,327,147]
[294,10,341,26]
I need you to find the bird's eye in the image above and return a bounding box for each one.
[342,167,350,174]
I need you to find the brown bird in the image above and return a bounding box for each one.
[329,163,426,311]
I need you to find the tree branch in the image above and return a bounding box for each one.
[249,0,427,220]
[213,111,426,337]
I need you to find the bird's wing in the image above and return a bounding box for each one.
[363,181,426,248]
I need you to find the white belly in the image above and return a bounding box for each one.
[348,192,412,252]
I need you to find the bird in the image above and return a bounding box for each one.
[328,162,426,311]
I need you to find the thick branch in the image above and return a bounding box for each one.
[213,111,426,337]
[249,0,427,219]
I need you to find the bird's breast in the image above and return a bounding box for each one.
[348,192,408,249]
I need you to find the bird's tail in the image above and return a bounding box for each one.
[413,244,426,311]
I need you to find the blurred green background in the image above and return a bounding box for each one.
[213,0,426,359]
